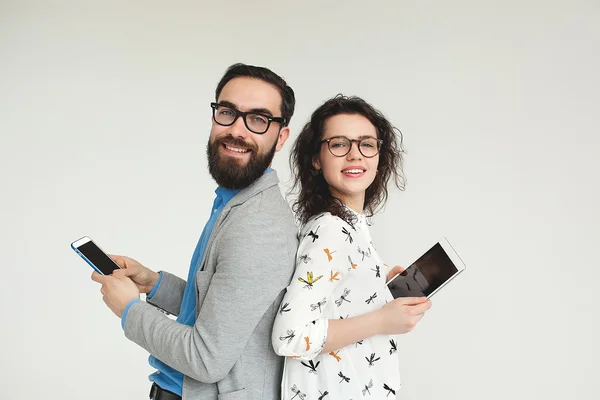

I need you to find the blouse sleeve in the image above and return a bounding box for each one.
[272,215,355,360]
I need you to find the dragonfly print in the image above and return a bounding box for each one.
[298,271,323,289]
[324,248,336,261]
[357,246,371,261]
[279,302,291,315]
[341,227,353,243]
[290,384,306,400]
[338,371,350,384]
[371,265,380,278]
[304,336,312,351]
[365,292,378,304]
[329,270,340,282]
[365,352,381,367]
[298,254,311,264]
[300,359,320,374]
[279,329,295,344]
[347,255,357,270]
[329,350,341,362]
[306,226,320,242]
[310,297,327,312]
[362,379,373,395]
[383,383,396,397]
[335,288,351,307]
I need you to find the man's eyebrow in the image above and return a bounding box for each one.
[218,100,275,117]
[249,107,274,116]
[218,100,238,109]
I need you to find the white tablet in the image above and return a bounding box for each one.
[386,237,466,299]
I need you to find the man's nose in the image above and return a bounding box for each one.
[229,115,251,139]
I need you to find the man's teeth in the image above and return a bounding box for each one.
[225,144,249,153]
[343,169,364,174]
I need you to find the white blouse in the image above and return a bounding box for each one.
[272,211,401,399]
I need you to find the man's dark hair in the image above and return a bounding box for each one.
[215,63,295,127]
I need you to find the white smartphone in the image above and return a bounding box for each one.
[386,237,466,299]
[71,236,121,275]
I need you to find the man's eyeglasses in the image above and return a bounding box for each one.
[210,102,286,135]
[320,136,383,158]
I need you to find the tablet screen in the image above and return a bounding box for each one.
[387,242,460,298]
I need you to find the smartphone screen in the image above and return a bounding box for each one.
[72,237,121,275]
[387,240,464,299]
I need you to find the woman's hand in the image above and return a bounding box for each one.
[377,296,432,335]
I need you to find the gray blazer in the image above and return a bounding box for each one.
[123,171,298,400]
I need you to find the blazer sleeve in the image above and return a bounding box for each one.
[145,271,187,316]
[123,206,297,383]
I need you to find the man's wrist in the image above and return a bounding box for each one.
[149,272,161,292]
[147,271,163,297]
[121,298,141,329]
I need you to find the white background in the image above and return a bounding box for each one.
[1,1,599,399]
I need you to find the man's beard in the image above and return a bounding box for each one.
[207,134,277,190]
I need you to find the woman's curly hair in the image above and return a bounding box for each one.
[290,94,406,226]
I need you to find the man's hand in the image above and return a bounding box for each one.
[108,254,160,294]
[91,272,140,318]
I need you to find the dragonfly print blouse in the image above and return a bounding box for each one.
[272,211,401,399]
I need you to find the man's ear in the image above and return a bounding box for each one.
[275,127,290,152]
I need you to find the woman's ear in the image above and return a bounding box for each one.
[312,157,321,172]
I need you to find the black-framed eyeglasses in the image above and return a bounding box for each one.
[210,102,286,135]
[320,136,383,158]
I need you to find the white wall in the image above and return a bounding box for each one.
[1,1,598,399]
